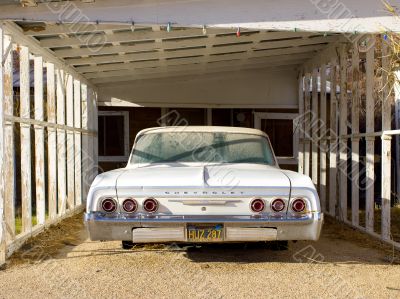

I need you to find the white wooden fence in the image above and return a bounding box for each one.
[298,34,400,249]
[0,24,98,266]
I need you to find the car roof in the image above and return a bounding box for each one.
[137,126,269,137]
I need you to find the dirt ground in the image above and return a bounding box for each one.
[1,214,400,299]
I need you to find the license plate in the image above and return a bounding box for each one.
[187,224,224,242]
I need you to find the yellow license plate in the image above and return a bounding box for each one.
[187,224,224,242]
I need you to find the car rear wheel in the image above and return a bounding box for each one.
[122,241,135,250]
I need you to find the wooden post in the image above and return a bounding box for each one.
[365,37,375,232]
[4,34,15,242]
[56,68,67,215]
[81,83,90,199]
[0,25,6,267]
[20,46,32,233]
[66,74,75,211]
[351,41,360,226]
[338,45,348,221]
[34,56,46,226]
[311,68,319,186]
[46,62,57,220]
[319,64,327,212]
[304,73,311,177]
[298,73,304,174]
[329,57,338,217]
[395,70,400,205]
[92,90,98,179]
[381,37,391,241]
[74,79,82,207]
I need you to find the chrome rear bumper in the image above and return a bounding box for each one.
[84,212,323,242]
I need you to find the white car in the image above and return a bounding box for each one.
[85,126,323,249]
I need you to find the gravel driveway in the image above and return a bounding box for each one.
[1,214,400,299]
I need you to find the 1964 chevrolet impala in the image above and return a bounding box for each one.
[85,126,323,249]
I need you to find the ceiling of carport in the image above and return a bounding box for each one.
[16,21,344,85]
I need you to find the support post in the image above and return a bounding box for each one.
[298,72,304,174]
[4,34,15,242]
[206,108,212,126]
[319,64,327,211]
[381,37,391,241]
[47,62,57,220]
[351,41,360,226]
[311,68,319,186]
[56,68,67,215]
[365,37,375,232]
[395,70,400,205]
[81,83,89,199]
[74,79,82,207]
[66,74,75,211]
[338,45,348,221]
[34,55,45,226]
[20,46,32,233]
[329,57,338,217]
[0,25,6,267]
[304,73,311,177]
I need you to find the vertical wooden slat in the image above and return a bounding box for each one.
[20,46,32,233]
[298,73,305,174]
[4,35,15,242]
[66,74,75,211]
[46,63,57,220]
[304,73,311,177]
[395,71,400,206]
[34,56,45,226]
[338,45,348,221]
[56,68,67,215]
[0,26,6,267]
[381,37,391,240]
[311,68,319,185]
[91,89,98,180]
[329,58,338,216]
[206,108,212,126]
[74,79,82,207]
[365,37,375,232]
[319,64,327,212]
[81,83,89,198]
[351,41,360,226]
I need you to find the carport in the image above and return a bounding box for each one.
[0,0,400,266]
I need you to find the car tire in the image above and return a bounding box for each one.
[270,241,288,251]
[122,241,135,250]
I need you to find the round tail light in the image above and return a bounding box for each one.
[122,198,138,213]
[143,198,158,213]
[271,198,285,212]
[250,198,265,213]
[101,198,117,213]
[292,198,306,213]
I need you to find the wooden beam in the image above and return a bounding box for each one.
[351,40,360,227]
[395,70,400,206]
[338,45,348,221]
[22,23,134,36]
[91,60,302,84]
[381,37,391,241]
[365,37,375,232]
[66,43,327,66]
[298,72,304,174]
[329,57,338,217]
[56,68,67,216]
[74,79,82,207]
[20,46,32,233]
[34,55,45,226]
[46,62,57,220]
[311,68,318,185]
[52,35,339,58]
[304,73,311,177]
[319,64,327,212]
[81,84,90,198]
[3,34,15,243]
[66,74,75,211]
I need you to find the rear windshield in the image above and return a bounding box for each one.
[129,131,275,165]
